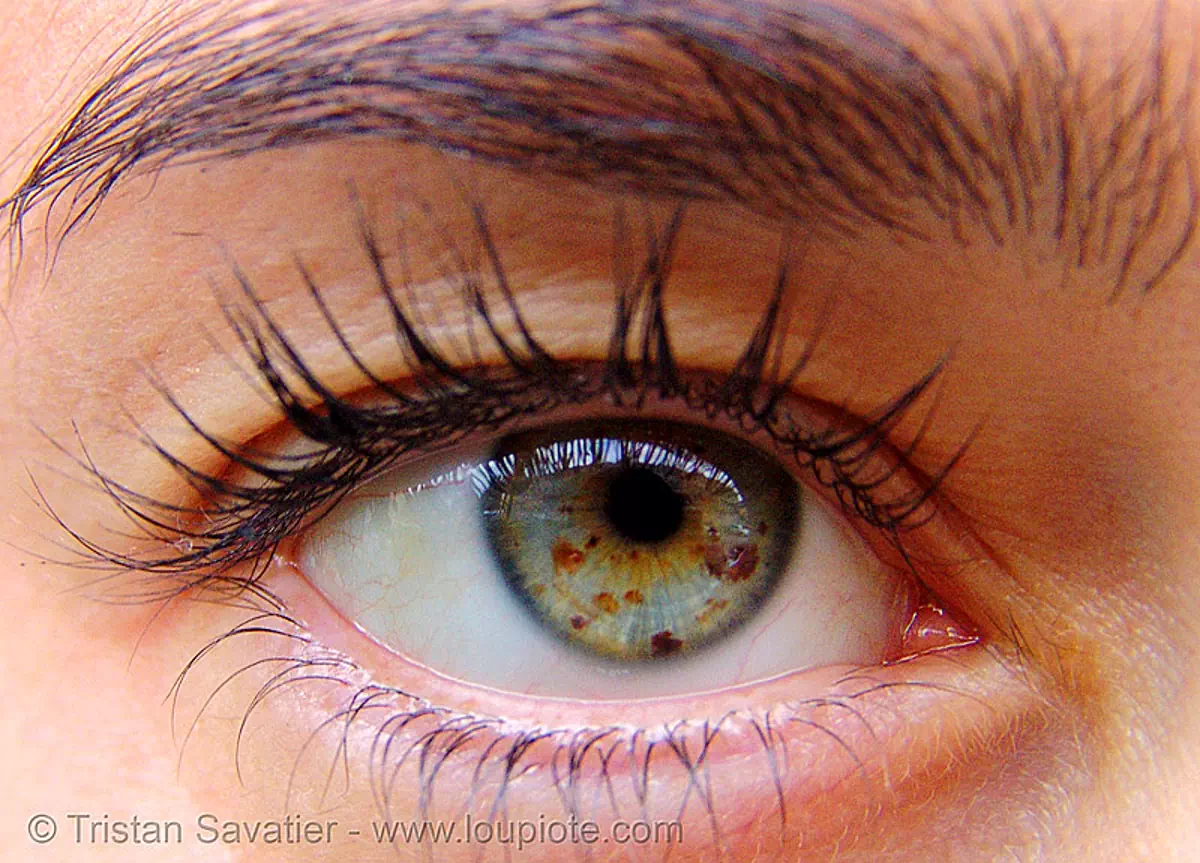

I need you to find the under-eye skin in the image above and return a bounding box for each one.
[42,201,989,848]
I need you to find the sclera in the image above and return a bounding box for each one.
[298,420,911,699]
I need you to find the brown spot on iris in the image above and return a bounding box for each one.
[726,544,759,582]
[704,543,727,577]
[551,538,585,574]
[705,542,760,582]
[479,420,799,662]
[594,592,620,614]
[650,630,684,657]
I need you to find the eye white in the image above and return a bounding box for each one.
[299,442,908,699]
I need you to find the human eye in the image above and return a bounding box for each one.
[34,181,1013,859]
[18,0,1200,858]
[299,415,922,698]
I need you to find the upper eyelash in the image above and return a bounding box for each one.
[37,199,953,601]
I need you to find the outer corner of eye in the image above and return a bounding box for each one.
[281,416,979,702]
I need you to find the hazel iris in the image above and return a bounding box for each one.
[476,420,800,662]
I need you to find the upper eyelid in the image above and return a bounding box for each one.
[4,0,1196,301]
[38,203,950,594]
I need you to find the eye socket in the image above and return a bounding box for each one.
[296,414,929,698]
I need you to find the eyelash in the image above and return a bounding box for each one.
[42,201,954,608]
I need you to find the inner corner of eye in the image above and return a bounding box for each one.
[291,418,963,699]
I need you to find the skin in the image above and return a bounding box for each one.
[1,0,1199,860]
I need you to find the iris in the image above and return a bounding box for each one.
[477,421,800,662]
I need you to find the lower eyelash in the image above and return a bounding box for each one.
[170,591,933,849]
[38,196,955,608]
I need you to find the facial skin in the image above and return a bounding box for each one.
[1,0,1199,860]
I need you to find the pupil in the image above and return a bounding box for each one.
[604,466,685,543]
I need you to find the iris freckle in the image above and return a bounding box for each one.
[604,467,685,543]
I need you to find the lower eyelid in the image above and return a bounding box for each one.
[165,560,1042,859]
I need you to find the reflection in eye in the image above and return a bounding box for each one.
[300,418,911,698]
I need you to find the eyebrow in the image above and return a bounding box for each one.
[2,0,1196,295]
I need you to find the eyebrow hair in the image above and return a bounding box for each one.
[2,0,1196,295]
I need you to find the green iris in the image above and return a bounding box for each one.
[476,420,800,662]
